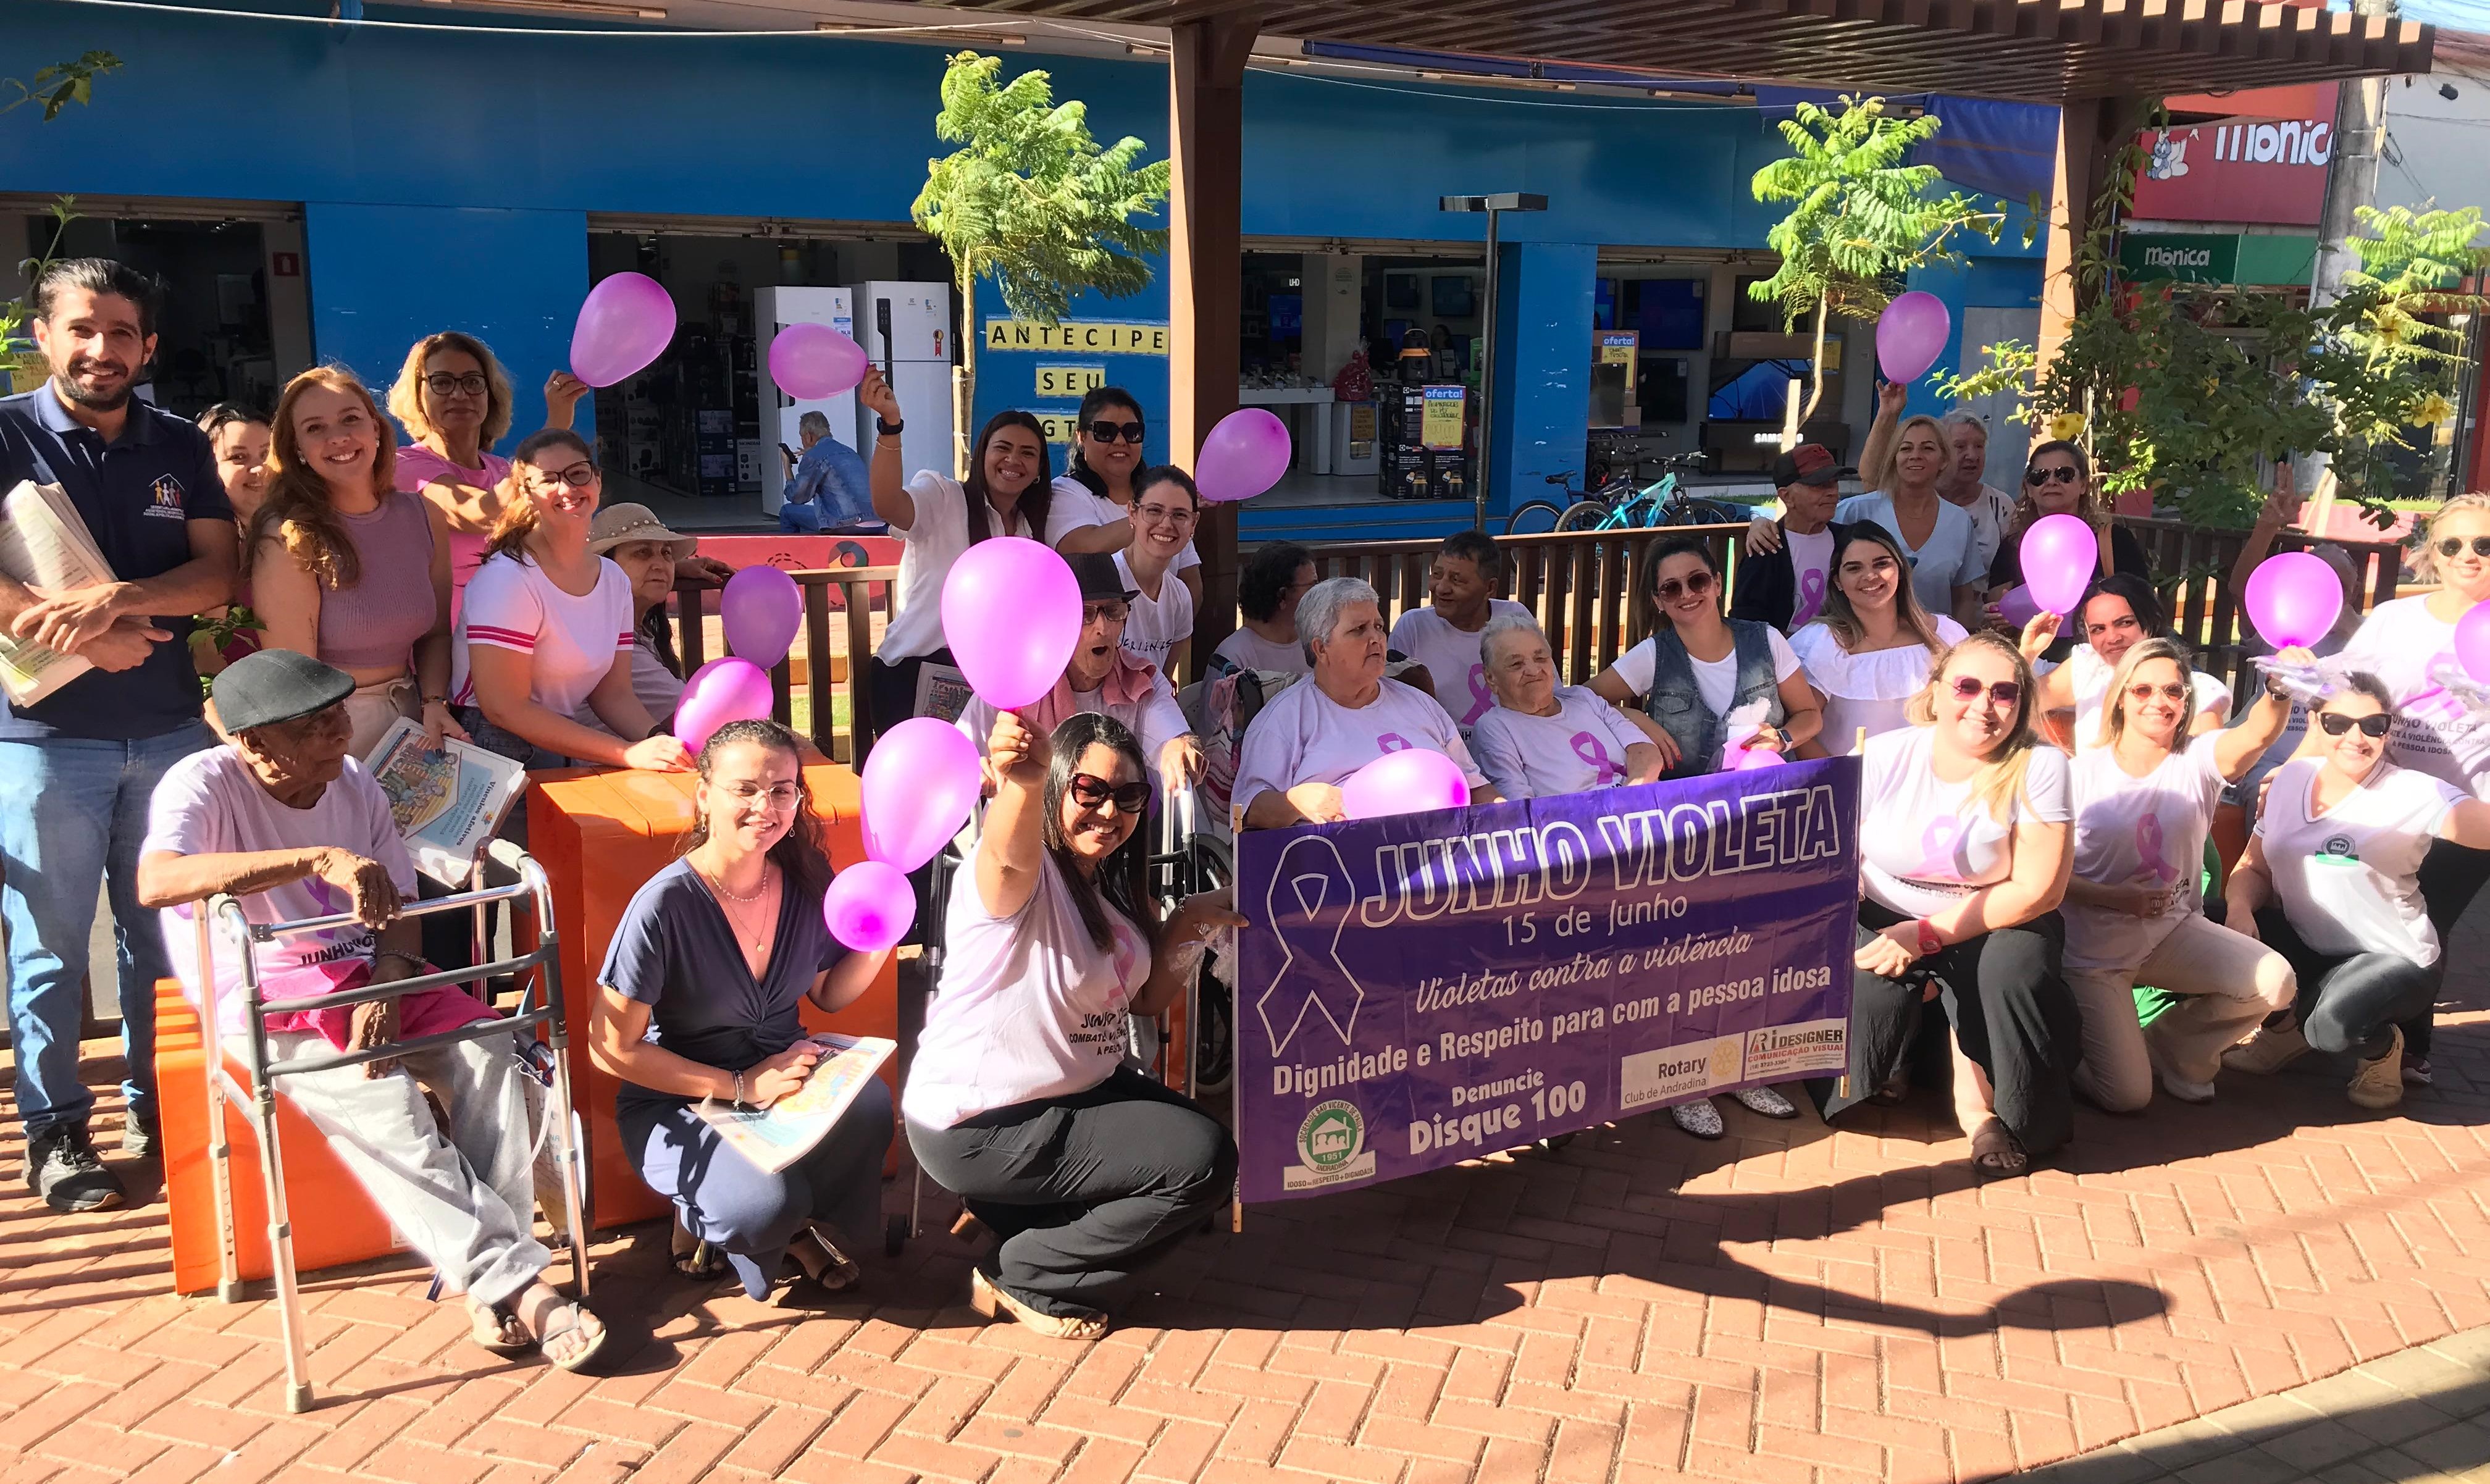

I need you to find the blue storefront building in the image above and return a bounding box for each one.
[6,0,2051,542]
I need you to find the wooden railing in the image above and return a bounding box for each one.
[669,565,899,768]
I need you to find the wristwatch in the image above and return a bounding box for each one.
[876,416,905,436]
[1914,920,1943,957]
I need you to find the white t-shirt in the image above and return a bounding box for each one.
[144,748,416,1036]
[879,471,1037,663]
[1836,492,1984,619]
[1232,675,1486,814]
[1956,482,2018,577]
[629,635,684,723]
[1857,724,2074,920]
[1467,685,1649,800]
[1214,626,1311,677]
[452,552,634,717]
[904,857,1151,1129]
[1116,551,1194,677]
[1390,600,1532,732]
[1611,624,1804,720]
[2334,595,2490,798]
[1790,617,1966,753]
[2065,733,2227,971]
[2257,757,2463,966]
[1046,476,1202,572]
[1785,526,1837,630]
[2064,644,2233,753]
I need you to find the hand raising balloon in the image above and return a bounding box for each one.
[988,709,1047,785]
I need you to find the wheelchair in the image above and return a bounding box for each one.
[191,840,587,1414]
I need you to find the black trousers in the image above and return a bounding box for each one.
[2412,837,2490,1059]
[1809,901,2084,1157]
[906,1067,1236,1317]
[2255,907,2434,1063]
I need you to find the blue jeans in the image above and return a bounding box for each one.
[778,500,825,533]
[0,721,216,1136]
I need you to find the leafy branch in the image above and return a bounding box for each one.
[2,51,120,122]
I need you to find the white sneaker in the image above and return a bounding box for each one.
[2144,1029,2215,1104]
[2222,1022,2310,1076]
[2347,1025,2406,1111]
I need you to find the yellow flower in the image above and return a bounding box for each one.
[2417,393,2457,425]
[2372,309,2410,345]
[2047,412,2087,442]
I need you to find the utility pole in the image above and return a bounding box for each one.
[2303,0,2396,529]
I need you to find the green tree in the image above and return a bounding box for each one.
[912,51,1169,476]
[1748,95,2002,429]
[2,52,119,369]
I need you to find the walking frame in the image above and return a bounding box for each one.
[191,839,588,1414]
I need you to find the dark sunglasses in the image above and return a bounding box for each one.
[1086,420,1146,444]
[1950,676,2023,707]
[2439,535,2490,559]
[2320,712,2393,738]
[1068,773,1151,812]
[2126,681,2190,703]
[2026,465,2082,487]
[1653,570,1717,603]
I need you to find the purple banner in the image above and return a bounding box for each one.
[1234,757,1861,1202]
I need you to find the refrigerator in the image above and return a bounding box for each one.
[849,281,955,476]
[753,285,856,516]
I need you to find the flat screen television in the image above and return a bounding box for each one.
[1431,274,1475,319]
[1385,274,1421,310]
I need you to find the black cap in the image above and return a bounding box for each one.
[1068,551,1140,604]
[211,648,356,735]
[1772,443,1855,490]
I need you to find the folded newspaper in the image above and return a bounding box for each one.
[365,716,529,886]
[0,479,117,708]
[695,1034,896,1174]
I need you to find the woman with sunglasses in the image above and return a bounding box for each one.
[1789,524,1965,755]
[1821,631,2080,1180]
[452,430,690,773]
[907,710,1242,1341]
[2221,674,2490,1110]
[1118,467,1199,680]
[2019,574,2232,753]
[1589,539,1822,779]
[862,369,1055,743]
[2062,638,2299,1110]
[1985,441,2150,619]
[590,719,895,1301]
[1047,388,1204,608]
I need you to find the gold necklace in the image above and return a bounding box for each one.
[700,862,776,954]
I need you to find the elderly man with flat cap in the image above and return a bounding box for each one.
[136,648,605,1372]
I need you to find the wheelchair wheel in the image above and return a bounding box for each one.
[1553,499,1611,533]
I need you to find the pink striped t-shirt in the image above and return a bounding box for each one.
[451,551,634,721]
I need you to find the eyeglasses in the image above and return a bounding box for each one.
[2126,681,2190,703]
[2320,711,2393,738]
[1652,571,1717,603]
[1135,502,1194,527]
[526,462,598,490]
[1950,676,2023,708]
[1068,773,1151,812]
[723,781,801,810]
[2438,535,2490,559]
[2026,465,2082,487]
[424,372,490,398]
[1086,421,1146,444]
[1081,600,1129,623]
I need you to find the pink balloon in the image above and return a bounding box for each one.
[1196,408,1292,503]
[2460,603,2490,685]
[1875,291,1952,384]
[721,565,802,669]
[2020,513,2098,617]
[1339,748,1470,821]
[768,322,869,400]
[571,272,677,388]
[860,717,983,871]
[824,860,915,953]
[2242,551,2345,652]
[673,657,773,753]
[1730,746,1787,771]
[941,537,1083,710]
[1996,585,2041,629]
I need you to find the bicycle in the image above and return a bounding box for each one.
[1505,471,1609,535]
[1551,451,1744,532]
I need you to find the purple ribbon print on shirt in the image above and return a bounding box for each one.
[1570,730,1625,785]
[2134,811,2178,885]
[1462,664,1493,726]
[1917,819,1965,881]
[1255,834,1367,1056]
[1376,733,1412,754]
[1792,566,1828,628]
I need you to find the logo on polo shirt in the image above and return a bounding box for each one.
[2321,834,2358,860]
[145,474,187,520]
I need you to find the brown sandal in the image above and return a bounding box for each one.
[469,1301,531,1354]
[1969,1121,2029,1181]
[970,1266,1107,1341]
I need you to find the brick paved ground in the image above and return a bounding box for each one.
[4,955,2489,1484]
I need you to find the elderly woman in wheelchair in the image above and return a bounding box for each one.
[138,650,603,1371]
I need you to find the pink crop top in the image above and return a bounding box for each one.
[317,490,439,671]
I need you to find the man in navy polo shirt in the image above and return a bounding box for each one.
[0,259,238,1212]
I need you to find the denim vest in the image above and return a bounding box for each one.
[1642,619,1785,779]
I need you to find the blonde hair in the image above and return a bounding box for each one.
[387,330,516,446]
[1814,524,1945,656]
[2420,493,2490,585]
[1884,414,1950,492]
[1905,629,2044,826]
[248,364,395,587]
[2098,637,2195,748]
[482,428,597,566]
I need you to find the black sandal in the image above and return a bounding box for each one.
[788,1223,861,1295]
[1969,1121,2029,1181]
[671,1218,726,1280]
